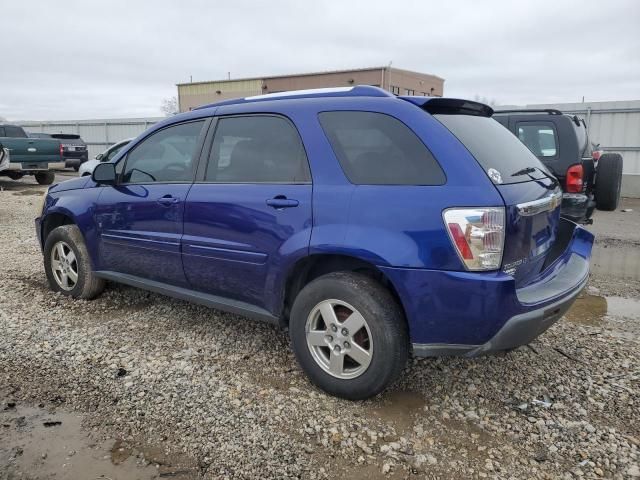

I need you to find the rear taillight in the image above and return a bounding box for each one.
[59,143,64,158]
[443,207,505,271]
[566,164,583,193]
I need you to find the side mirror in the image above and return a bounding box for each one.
[92,162,116,185]
[95,153,104,161]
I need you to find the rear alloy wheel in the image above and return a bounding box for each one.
[305,299,373,380]
[290,272,408,400]
[595,153,623,211]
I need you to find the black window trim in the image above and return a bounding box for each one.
[317,109,447,186]
[515,120,560,160]
[194,113,313,185]
[116,118,211,186]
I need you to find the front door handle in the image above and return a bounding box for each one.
[157,195,179,206]
[266,196,299,209]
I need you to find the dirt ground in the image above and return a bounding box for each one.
[1,174,639,479]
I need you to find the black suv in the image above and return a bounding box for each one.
[494,109,623,224]
[29,132,89,171]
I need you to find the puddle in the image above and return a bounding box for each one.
[565,294,608,326]
[368,390,426,433]
[591,242,640,281]
[566,294,640,341]
[0,401,197,479]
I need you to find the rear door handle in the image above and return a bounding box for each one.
[266,196,299,209]
[157,195,179,206]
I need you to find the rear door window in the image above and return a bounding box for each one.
[318,111,445,185]
[205,115,310,183]
[435,114,552,184]
[517,122,558,158]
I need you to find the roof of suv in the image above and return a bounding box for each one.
[193,85,495,117]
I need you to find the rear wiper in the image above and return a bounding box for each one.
[511,166,559,190]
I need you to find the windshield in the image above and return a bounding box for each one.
[434,114,553,185]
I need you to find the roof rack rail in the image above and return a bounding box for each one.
[194,85,393,110]
[493,108,564,115]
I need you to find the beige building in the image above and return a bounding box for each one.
[177,67,444,112]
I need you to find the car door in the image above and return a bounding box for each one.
[182,114,313,311]
[94,119,207,286]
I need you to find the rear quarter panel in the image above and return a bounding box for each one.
[292,98,505,270]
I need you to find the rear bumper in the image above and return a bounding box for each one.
[380,219,594,357]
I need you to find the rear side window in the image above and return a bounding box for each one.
[3,126,27,138]
[435,115,552,184]
[318,111,445,185]
[205,116,310,183]
[517,122,558,157]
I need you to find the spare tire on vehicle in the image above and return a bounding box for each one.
[35,171,55,185]
[595,153,623,211]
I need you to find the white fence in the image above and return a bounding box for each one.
[16,117,164,160]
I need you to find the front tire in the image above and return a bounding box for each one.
[289,272,408,400]
[35,171,55,185]
[43,225,105,299]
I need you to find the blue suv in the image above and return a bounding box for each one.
[36,86,594,400]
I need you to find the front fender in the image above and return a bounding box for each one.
[42,187,102,268]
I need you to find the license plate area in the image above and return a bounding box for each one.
[21,163,48,170]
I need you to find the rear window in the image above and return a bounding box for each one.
[319,111,445,185]
[517,123,558,157]
[435,114,551,184]
[2,126,27,138]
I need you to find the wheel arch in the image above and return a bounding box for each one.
[281,253,406,328]
[41,210,76,247]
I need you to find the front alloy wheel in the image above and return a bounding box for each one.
[50,241,78,291]
[306,299,373,379]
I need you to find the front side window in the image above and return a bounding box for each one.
[205,116,310,183]
[318,111,445,185]
[121,121,204,183]
[517,123,558,157]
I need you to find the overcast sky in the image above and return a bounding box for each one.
[2,0,639,120]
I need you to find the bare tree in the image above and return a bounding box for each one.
[473,95,497,107]
[160,97,179,116]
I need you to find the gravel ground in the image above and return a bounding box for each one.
[1,178,639,479]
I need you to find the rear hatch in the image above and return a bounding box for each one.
[430,103,563,287]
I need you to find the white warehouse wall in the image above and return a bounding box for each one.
[16,118,164,159]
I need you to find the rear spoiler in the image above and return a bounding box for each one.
[399,97,494,117]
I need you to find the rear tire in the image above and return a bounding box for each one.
[595,153,623,211]
[43,225,105,299]
[35,171,55,185]
[289,272,408,400]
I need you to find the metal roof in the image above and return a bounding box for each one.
[177,66,444,87]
